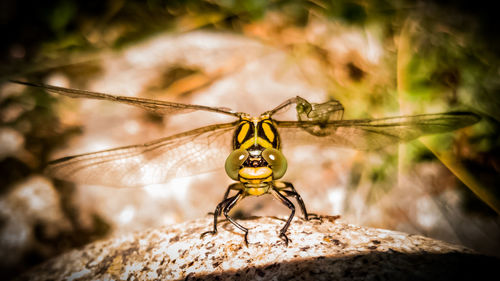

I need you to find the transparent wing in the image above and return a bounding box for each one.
[47,122,238,187]
[11,80,240,117]
[277,112,480,150]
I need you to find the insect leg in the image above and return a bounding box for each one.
[207,183,243,216]
[271,187,296,246]
[200,191,240,239]
[223,183,243,201]
[222,191,250,245]
[278,182,319,220]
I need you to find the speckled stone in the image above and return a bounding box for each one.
[17,216,499,281]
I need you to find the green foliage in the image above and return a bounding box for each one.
[47,0,77,34]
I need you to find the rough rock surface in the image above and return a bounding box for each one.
[18,216,499,281]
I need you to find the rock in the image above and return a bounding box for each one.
[0,176,72,268]
[17,216,499,281]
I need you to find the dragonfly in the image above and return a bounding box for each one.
[11,80,480,245]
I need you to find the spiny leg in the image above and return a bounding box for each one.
[201,191,241,238]
[208,183,243,216]
[279,182,320,220]
[271,187,295,246]
[223,183,244,200]
[222,192,250,245]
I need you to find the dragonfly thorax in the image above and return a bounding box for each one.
[233,116,281,150]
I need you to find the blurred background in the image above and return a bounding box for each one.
[1,0,499,278]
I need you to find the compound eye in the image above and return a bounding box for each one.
[262,148,287,179]
[225,148,249,180]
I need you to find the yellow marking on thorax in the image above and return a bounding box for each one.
[262,122,275,142]
[237,122,250,144]
[240,138,254,150]
[257,137,272,148]
[252,119,259,146]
